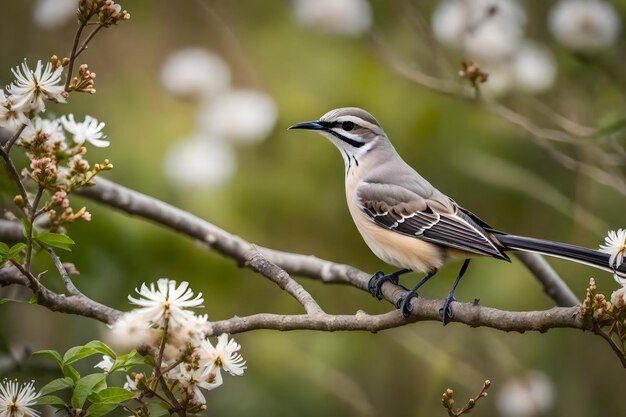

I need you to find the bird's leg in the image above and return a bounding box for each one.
[368,268,412,300]
[439,259,471,326]
[397,269,438,318]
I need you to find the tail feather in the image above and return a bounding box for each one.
[495,233,626,279]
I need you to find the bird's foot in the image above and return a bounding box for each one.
[368,271,400,300]
[438,294,457,326]
[396,290,419,318]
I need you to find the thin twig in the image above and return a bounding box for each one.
[47,247,83,296]
[592,326,626,368]
[74,24,105,59]
[513,253,579,307]
[25,186,44,272]
[244,247,325,315]
[64,19,89,91]
[2,124,27,154]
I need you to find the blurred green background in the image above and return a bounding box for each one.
[1,1,625,416]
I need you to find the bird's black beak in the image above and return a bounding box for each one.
[288,121,326,131]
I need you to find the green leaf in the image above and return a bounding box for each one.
[7,243,26,262]
[62,363,81,383]
[90,387,135,404]
[85,403,117,417]
[0,242,9,255]
[63,346,100,365]
[71,374,106,409]
[595,117,626,137]
[0,298,29,305]
[84,341,116,359]
[28,294,38,304]
[34,232,75,252]
[20,217,31,239]
[39,377,74,396]
[34,350,62,366]
[146,401,170,417]
[110,350,147,373]
[34,395,66,406]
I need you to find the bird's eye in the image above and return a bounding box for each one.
[341,121,355,131]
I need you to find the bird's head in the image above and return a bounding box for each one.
[289,107,388,158]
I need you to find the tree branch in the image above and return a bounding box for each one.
[244,247,325,315]
[514,252,579,307]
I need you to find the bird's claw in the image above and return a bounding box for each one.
[396,290,418,318]
[368,271,399,300]
[438,295,456,326]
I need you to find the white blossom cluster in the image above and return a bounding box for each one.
[107,278,246,406]
[431,0,622,96]
[160,48,277,190]
[292,0,373,36]
[1,59,108,149]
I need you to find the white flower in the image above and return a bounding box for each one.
[611,286,626,307]
[432,0,526,61]
[161,49,231,101]
[162,137,236,189]
[21,117,66,147]
[549,0,621,52]
[511,42,557,94]
[200,334,246,377]
[7,60,65,113]
[123,375,139,392]
[60,114,109,147]
[94,355,114,373]
[599,228,626,283]
[197,89,277,144]
[128,279,204,327]
[170,313,210,349]
[0,379,40,417]
[0,92,29,132]
[177,364,223,405]
[33,0,77,30]
[496,371,554,417]
[106,310,159,351]
[293,0,372,36]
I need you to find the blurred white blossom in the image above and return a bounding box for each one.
[432,0,526,60]
[33,0,76,30]
[163,137,236,189]
[0,379,40,417]
[293,0,372,36]
[161,49,231,101]
[480,62,514,97]
[60,114,109,148]
[0,92,29,131]
[197,89,277,144]
[8,60,66,113]
[128,278,204,327]
[107,310,159,351]
[549,0,621,52]
[511,42,556,93]
[497,371,554,417]
[611,286,626,307]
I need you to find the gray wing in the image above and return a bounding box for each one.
[357,182,509,260]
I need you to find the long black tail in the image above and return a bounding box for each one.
[495,233,626,280]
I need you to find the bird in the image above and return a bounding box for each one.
[289,107,626,324]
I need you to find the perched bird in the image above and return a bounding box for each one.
[289,107,626,323]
